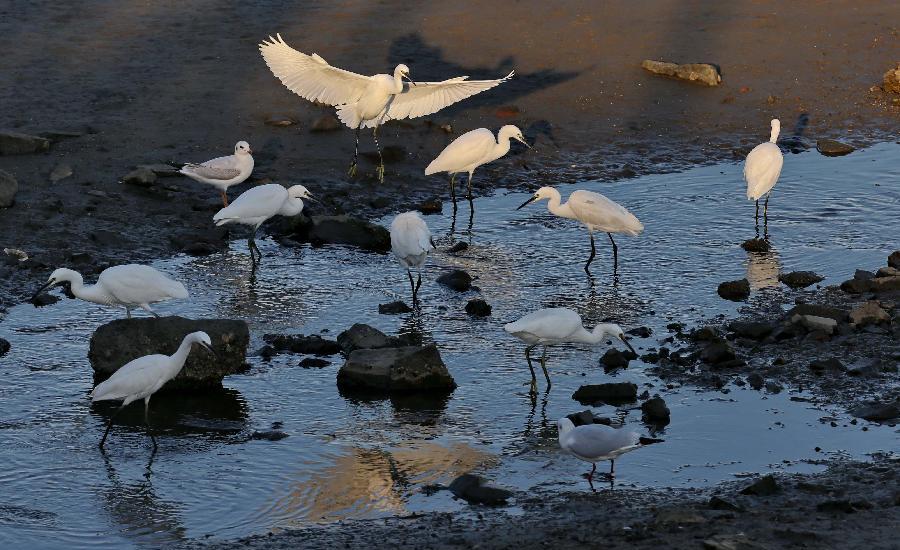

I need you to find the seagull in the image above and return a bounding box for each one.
[259,34,514,182]
[33,265,188,318]
[557,416,645,484]
[504,308,635,394]
[92,331,217,450]
[744,119,783,225]
[425,125,530,201]
[179,141,254,206]
[390,211,435,306]
[213,183,317,265]
[517,187,643,273]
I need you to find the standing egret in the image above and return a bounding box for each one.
[179,141,254,206]
[259,34,514,182]
[504,308,635,393]
[517,187,644,273]
[33,265,188,318]
[744,119,783,225]
[425,125,530,201]
[92,331,217,450]
[213,183,317,265]
[557,417,644,484]
[390,211,435,306]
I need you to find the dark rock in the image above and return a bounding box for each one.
[299,358,330,369]
[816,500,856,514]
[250,430,289,441]
[740,475,779,496]
[437,269,472,292]
[889,251,900,269]
[785,304,848,323]
[849,301,890,326]
[708,496,743,512]
[265,114,296,127]
[448,474,511,506]
[566,410,612,426]
[747,373,765,390]
[876,266,900,278]
[627,326,652,338]
[0,169,18,208]
[808,358,844,375]
[718,279,750,301]
[840,278,870,294]
[641,396,671,424]
[416,198,443,215]
[465,299,491,317]
[0,337,9,356]
[258,345,276,360]
[741,238,770,252]
[310,114,341,132]
[572,382,638,406]
[816,139,854,157]
[855,269,875,281]
[31,293,60,307]
[871,276,900,292]
[0,130,50,155]
[729,321,773,340]
[337,344,456,392]
[299,215,391,252]
[778,271,824,289]
[850,400,900,422]
[640,59,721,86]
[336,324,396,354]
[447,241,469,254]
[764,381,783,393]
[601,348,629,370]
[88,316,250,391]
[701,341,736,365]
[641,352,660,364]
[691,326,720,342]
[263,333,341,356]
[122,167,157,187]
[846,358,882,377]
[379,301,413,315]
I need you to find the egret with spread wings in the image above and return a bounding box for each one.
[259,34,514,182]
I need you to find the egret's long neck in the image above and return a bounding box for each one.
[167,339,195,380]
[392,70,405,94]
[545,190,576,220]
[489,134,512,163]
[572,324,615,345]
[769,124,780,143]
[68,274,110,305]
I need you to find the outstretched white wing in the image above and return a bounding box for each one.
[383,72,514,123]
[259,34,372,106]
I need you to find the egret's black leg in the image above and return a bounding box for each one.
[764,195,770,224]
[144,398,157,452]
[467,195,475,234]
[524,344,539,394]
[540,346,551,388]
[449,174,457,204]
[373,127,385,182]
[755,199,759,222]
[588,462,596,482]
[126,307,132,319]
[466,172,473,200]
[610,459,615,477]
[348,126,361,177]
[607,233,618,273]
[584,233,596,273]
[99,404,127,449]
[414,273,422,304]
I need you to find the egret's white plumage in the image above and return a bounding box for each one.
[425,125,529,200]
[213,183,316,264]
[390,211,435,305]
[517,186,643,272]
[34,265,188,318]
[744,119,783,222]
[504,308,634,393]
[259,34,514,181]
[92,331,215,449]
[557,417,642,482]
[179,141,254,206]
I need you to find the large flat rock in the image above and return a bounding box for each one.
[337,344,456,393]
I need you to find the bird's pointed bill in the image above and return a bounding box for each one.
[619,335,636,355]
[32,279,56,300]
[516,195,539,210]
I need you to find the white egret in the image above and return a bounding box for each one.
[33,265,188,318]
[259,34,514,182]
[425,125,530,200]
[744,119,783,223]
[390,211,435,306]
[179,141,254,206]
[557,417,643,483]
[213,183,317,264]
[504,308,635,393]
[92,331,216,450]
[517,186,644,273]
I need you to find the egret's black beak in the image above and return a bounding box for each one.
[517,137,532,149]
[516,195,538,210]
[305,194,321,204]
[200,342,219,361]
[619,335,636,355]
[404,75,416,86]
[32,280,56,301]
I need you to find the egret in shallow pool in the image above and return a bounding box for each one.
[744,119,783,225]
[33,265,188,318]
[259,34,514,182]
[517,186,643,273]
[558,416,645,484]
[213,183,317,265]
[390,211,435,306]
[425,125,530,201]
[92,331,216,450]
[504,308,634,393]
[179,141,254,206]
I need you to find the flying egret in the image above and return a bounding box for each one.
[213,183,317,265]
[390,211,435,306]
[259,34,514,182]
[33,265,188,318]
[179,141,254,206]
[517,187,643,273]
[504,308,635,394]
[557,417,644,484]
[425,125,530,201]
[744,119,783,224]
[92,331,217,450]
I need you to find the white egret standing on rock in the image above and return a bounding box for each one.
[517,187,644,273]
[91,331,216,450]
[213,183,317,265]
[259,34,514,182]
[33,265,188,318]
[744,119,783,225]
[390,211,435,306]
[179,141,254,206]
[425,125,530,201]
[504,308,635,393]
[558,417,646,484]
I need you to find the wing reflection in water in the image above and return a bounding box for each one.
[745,243,782,290]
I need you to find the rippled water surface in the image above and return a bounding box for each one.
[1,143,898,547]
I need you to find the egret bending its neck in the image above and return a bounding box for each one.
[573,323,622,344]
[41,268,110,305]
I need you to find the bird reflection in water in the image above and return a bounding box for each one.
[745,241,782,291]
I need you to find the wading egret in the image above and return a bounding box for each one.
[33,265,188,318]
[517,187,643,273]
[213,183,317,265]
[504,308,635,393]
[259,34,514,182]
[179,141,254,206]
[390,211,435,306]
[92,331,216,450]
[744,119,783,224]
[425,125,530,200]
[558,417,643,484]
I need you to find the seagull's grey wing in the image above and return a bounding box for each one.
[380,72,514,124]
[567,425,640,459]
[182,164,241,181]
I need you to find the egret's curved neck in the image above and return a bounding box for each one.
[392,69,405,94]
[279,197,304,217]
[67,273,110,305]
[490,134,512,162]
[168,339,195,378]
[572,323,616,344]
[769,125,780,143]
[545,190,575,219]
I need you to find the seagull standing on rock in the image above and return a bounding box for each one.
[180,141,254,206]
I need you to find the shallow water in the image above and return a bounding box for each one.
[1,143,898,548]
